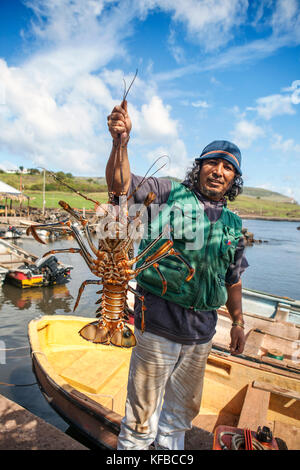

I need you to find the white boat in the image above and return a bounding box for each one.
[242,287,300,325]
[0,266,8,286]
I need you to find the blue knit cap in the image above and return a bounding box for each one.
[195,140,242,175]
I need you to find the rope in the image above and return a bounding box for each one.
[218,431,266,450]
[0,345,30,351]
[0,381,37,387]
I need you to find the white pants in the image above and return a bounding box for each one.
[117,329,212,450]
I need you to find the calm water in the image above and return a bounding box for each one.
[241,219,300,300]
[0,219,299,437]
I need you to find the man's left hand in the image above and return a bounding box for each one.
[229,326,245,355]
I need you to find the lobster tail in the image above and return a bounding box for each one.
[78,320,110,344]
[110,325,136,348]
[78,319,136,348]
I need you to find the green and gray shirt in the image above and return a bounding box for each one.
[128,174,248,345]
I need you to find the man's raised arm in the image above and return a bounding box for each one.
[106,100,132,196]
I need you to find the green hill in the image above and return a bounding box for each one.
[242,187,295,202]
[0,171,299,218]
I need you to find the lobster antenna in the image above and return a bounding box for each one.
[122,69,138,103]
[39,168,100,206]
[110,69,138,202]
[127,155,170,201]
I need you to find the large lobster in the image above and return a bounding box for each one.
[26,184,195,348]
[26,74,195,348]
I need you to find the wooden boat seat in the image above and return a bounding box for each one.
[275,304,290,322]
[243,329,265,357]
[238,383,270,430]
[60,350,129,395]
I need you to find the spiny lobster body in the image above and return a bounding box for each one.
[26,73,194,347]
[26,191,191,348]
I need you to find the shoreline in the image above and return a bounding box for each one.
[240,214,300,222]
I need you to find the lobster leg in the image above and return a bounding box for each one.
[41,248,81,257]
[74,279,102,312]
[127,230,166,266]
[26,220,71,245]
[134,240,174,275]
[59,200,99,256]
[117,192,157,252]
[69,224,96,267]
[152,263,167,295]
[127,285,147,332]
[168,249,195,281]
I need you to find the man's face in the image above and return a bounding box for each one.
[198,158,236,201]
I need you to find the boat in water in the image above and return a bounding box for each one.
[0,226,23,240]
[28,310,300,450]
[6,255,73,288]
[242,287,300,325]
[0,266,8,286]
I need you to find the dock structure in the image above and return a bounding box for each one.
[0,394,87,450]
[0,238,37,269]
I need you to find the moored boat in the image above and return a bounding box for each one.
[0,226,23,240]
[0,266,8,286]
[28,314,300,450]
[242,287,300,325]
[6,255,73,288]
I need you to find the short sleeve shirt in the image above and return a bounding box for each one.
[128,174,249,345]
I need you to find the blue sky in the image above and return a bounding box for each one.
[0,0,300,201]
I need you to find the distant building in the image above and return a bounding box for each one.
[5,168,29,174]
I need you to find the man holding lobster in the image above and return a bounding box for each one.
[106,100,248,450]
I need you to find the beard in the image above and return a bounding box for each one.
[198,182,224,200]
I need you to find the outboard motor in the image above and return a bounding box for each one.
[35,255,73,285]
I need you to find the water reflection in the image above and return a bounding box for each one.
[1,283,73,315]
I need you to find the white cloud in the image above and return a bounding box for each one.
[252,94,296,120]
[167,28,185,64]
[134,96,179,142]
[0,1,189,175]
[271,133,300,154]
[0,161,19,172]
[271,0,300,35]
[1,0,300,180]
[191,100,210,108]
[246,80,300,120]
[231,119,265,148]
[150,0,249,51]
[145,138,190,179]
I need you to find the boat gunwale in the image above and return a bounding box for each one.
[28,316,123,428]
[31,353,120,449]
[28,315,300,450]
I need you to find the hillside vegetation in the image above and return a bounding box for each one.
[227,195,300,219]
[0,171,299,218]
[0,171,107,193]
[242,186,294,203]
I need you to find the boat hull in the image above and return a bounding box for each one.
[28,315,300,450]
[6,270,70,288]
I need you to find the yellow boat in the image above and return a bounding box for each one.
[28,315,300,450]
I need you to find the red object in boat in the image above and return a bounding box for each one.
[213,425,279,450]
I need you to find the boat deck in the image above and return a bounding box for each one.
[29,315,300,449]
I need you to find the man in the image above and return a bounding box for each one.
[106,101,247,450]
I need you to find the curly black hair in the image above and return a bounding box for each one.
[183,160,243,202]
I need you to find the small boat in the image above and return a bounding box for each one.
[0,226,23,240]
[0,238,38,268]
[6,255,73,288]
[28,314,300,450]
[242,287,300,325]
[0,266,8,286]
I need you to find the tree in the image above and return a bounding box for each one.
[28,168,40,175]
